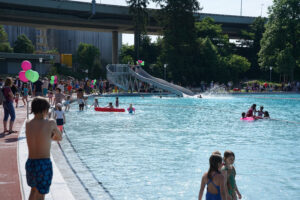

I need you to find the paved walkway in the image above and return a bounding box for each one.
[0,104,26,200]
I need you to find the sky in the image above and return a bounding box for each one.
[73,0,274,44]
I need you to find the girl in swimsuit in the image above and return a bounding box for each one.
[198,154,227,200]
[221,151,242,200]
[246,104,257,117]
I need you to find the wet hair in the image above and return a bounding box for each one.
[260,106,264,110]
[67,95,71,99]
[264,111,269,117]
[241,112,245,118]
[4,77,12,87]
[31,97,50,115]
[251,104,256,109]
[95,99,98,102]
[223,150,235,164]
[208,154,222,180]
[212,151,221,156]
[57,104,62,111]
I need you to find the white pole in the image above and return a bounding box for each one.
[240,0,243,16]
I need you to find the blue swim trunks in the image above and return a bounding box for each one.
[25,158,53,194]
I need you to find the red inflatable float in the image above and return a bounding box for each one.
[94,107,125,112]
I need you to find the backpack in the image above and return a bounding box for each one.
[0,87,6,105]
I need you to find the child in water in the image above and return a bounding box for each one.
[91,99,99,108]
[127,104,135,114]
[54,103,65,132]
[221,150,242,200]
[198,154,226,200]
[25,97,62,199]
[257,106,264,118]
[115,97,119,108]
[241,112,246,119]
[64,95,71,111]
[246,104,257,117]
[107,102,114,109]
[264,111,270,119]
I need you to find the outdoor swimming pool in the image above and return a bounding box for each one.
[63,94,300,200]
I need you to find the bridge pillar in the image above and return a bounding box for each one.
[112,31,119,64]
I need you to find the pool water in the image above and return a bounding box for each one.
[63,94,300,200]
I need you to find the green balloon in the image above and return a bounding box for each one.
[94,79,97,85]
[25,70,34,81]
[50,80,54,85]
[51,76,55,80]
[31,71,39,83]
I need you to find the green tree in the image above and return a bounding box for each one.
[76,43,103,79]
[258,0,300,81]
[14,34,34,53]
[238,17,267,79]
[0,25,13,53]
[227,54,251,82]
[195,17,232,56]
[120,44,135,64]
[126,0,149,61]
[153,0,200,85]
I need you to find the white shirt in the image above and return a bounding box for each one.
[55,110,64,119]
[58,84,64,93]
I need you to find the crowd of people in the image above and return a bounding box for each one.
[195,80,300,93]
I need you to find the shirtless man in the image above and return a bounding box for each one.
[25,97,62,200]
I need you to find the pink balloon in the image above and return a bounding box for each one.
[138,60,143,64]
[91,85,94,88]
[54,76,57,81]
[19,71,28,82]
[21,60,32,71]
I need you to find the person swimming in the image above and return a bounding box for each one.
[241,112,246,119]
[246,104,257,117]
[264,111,270,119]
[107,102,113,109]
[127,104,135,114]
[257,106,264,117]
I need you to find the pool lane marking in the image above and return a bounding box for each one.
[60,128,116,200]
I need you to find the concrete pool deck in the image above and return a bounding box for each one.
[0,100,111,200]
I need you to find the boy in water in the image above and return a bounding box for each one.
[25,97,62,200]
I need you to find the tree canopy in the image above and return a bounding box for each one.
[258,0,300,81]
[0,25,13,53]
[76,43,104,79]
[13,34,34,53]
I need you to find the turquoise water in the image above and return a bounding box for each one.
[64,94,300,200]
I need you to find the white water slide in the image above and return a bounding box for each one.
[106,64,194,97]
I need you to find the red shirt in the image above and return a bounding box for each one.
[3,87,13,102]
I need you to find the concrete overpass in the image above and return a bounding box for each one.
[0,0,257,63]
